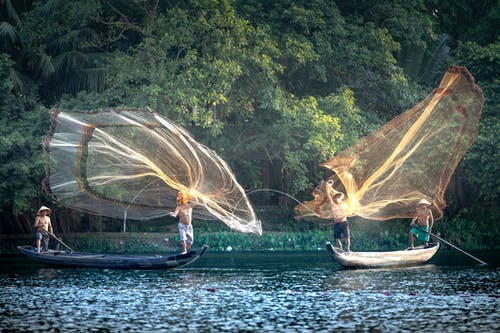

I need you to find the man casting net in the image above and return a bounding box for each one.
[43,108,262,234]
[295,66,484,222]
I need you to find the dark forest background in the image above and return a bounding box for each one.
[0,0,498,240]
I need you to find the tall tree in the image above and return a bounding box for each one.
[0,54,49,233]
[236,0,423,119]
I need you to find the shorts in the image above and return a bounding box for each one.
[178,223,193,244]
[34,230,50,250]
[333,221,350,240]
[35,230,44,240]
[410,225,430,242]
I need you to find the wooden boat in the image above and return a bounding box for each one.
[17,245,208,270]
[326,242,439,269]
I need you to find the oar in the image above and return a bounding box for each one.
[47,231,75,252]
[423,229,487,265]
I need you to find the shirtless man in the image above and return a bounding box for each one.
[324,181,351,252]
[34,206,53,253]
[169,191,194,254]
[408,199,434,249]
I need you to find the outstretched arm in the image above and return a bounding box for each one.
[169,206,180,217]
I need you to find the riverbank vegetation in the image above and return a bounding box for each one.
[2,214,498,255]
[0,1,498,249]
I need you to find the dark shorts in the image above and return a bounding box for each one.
[333,221,350,239]
[34,230,50,250]
[35,230,44,240]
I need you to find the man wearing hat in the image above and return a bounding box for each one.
[408,199,434,250]
[34,206,53,253]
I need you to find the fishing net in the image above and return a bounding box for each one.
[43,108,262,234]
[295,66,484,222]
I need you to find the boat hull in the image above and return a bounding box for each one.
[326,242,439,269]
[17,245,208,270]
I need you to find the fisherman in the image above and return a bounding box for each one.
[169,191,194,254]
[324,181,351,252]
[34,206,53,253]
[408,199,434,249]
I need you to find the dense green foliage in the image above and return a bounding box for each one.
[0,0,498,248]
[4,214,499,255]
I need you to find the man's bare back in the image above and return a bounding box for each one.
[412,207,433,227]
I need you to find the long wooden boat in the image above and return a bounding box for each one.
[17,245,208,270]
[326,242,439,269]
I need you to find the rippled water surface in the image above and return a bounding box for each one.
[1,250,499,332]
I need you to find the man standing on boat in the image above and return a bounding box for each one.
[34,206,53,253]
[169,191,194,254]
[408,199,434,249]
[324,181,351,252]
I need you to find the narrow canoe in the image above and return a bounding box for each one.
[17,245,208,270]
[326,242,439,269]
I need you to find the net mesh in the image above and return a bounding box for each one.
[295,66,484,222]
[43,109,262,234]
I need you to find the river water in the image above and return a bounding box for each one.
[0,249,498,332]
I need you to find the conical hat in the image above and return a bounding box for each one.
[417,199,431,206]
[37,206,52,215]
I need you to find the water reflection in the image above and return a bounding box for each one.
[0,251,499,332]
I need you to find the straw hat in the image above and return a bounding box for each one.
[37,206,52,215]
[417,199,431,206]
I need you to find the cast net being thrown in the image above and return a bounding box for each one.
[43,109,262,234]
[295,66,484,222]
